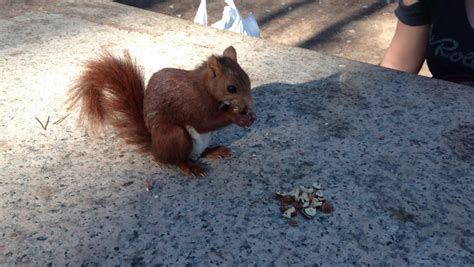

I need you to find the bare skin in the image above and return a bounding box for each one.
[467,0,474,28]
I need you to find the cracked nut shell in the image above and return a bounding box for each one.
[321,200,335,213]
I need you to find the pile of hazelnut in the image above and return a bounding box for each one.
[276,183,334,225]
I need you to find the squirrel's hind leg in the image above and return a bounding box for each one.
[178,160,207,177]
[151,123,207,177]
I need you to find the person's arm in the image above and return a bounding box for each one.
[381,0,430,74]
[380,20,430,74]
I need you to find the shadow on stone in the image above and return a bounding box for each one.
[114,0,167,9]
[444,124,474,165]
[215,72,369,146]
[298,1,387,49]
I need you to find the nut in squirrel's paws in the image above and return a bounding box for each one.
[234,112,256,128]
[219,101,256,128]
[233,106,256,127]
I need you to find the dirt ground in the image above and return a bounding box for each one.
[117,0,396,65]
[117,0,430,76]
[1,0,430,75]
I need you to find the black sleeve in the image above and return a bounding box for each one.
[395,0,431,26]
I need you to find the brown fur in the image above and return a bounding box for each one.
[68,47,255,176]
[68,51,151,153]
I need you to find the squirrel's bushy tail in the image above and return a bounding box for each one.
[68,51,152,153]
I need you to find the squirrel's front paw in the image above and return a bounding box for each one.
[201,146,232,159]
[234,111,256,128]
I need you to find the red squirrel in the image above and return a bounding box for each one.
[68,46,256,176]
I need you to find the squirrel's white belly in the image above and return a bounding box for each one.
[185,126,212,159]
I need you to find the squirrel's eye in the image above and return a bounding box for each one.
[227,85,237,93]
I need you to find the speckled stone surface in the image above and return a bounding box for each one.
[1,2,473,266]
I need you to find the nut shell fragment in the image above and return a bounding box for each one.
[282,206,297,219]
[299,192,310,203]
[311,200,323,208]
[321,201,335,213]
[293,201,304,210]
[315,190,324,197]
[281,195,294,205]
[275,191,286,197]
[277,182,334,221]
[303,207,317,217]
[145,178,153,192]
[299,186,314,194]
[288,189,300,199]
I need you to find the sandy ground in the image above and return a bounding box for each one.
[124,0,397,64]
[117,0,431,76]
[0,0,430,75]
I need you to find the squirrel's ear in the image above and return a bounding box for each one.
[207,55,221,78]
[223,46,237,62]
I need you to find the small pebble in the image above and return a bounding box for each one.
[122,181,134,187]
[289,219,298,227]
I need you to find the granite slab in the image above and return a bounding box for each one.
[0,2,473,266]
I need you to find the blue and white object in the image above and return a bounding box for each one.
[194,0,261,38]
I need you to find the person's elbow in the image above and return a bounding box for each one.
[380,20,429,74]
[380,53,424,74]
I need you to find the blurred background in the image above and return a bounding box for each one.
[0,0,430,76]
[117,0,399,70]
